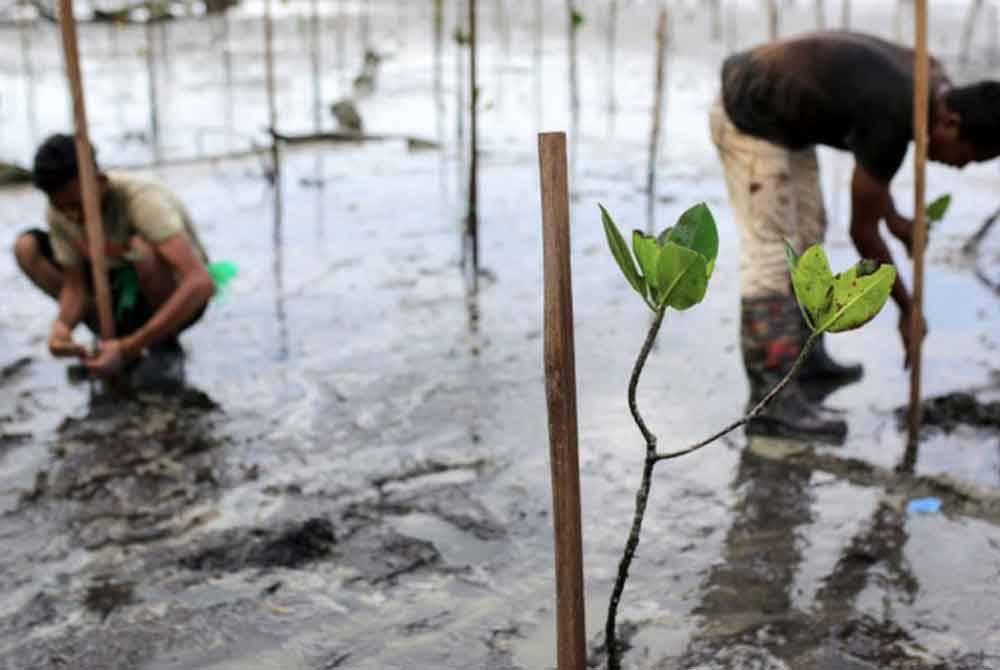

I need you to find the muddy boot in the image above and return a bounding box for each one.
[742,295,847,444]
[799,330,864,384]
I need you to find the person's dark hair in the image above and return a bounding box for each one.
[32,134,99,195]
[946,81,1000,151]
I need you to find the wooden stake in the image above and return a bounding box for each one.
[57,0,115,341]
[465,0,480,284]
[538,132,587,670]
[264,0,281,184]
[907,0,929,452]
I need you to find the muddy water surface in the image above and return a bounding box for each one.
[1,1,1000,668]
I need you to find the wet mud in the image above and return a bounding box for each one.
[2,1,1000,668]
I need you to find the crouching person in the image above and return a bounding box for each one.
[13,134,214,384]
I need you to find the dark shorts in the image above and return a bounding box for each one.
[23,228,206,338]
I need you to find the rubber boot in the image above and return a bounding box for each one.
[742,295,847,443]
[799,328,864,384]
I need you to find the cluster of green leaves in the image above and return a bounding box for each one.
[571,9,586,28]
[599,203,719,312]
[926,194,951,232]
[784,242,896,334]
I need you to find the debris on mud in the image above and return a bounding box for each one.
[83,580,136,621]
[181,517,337,571]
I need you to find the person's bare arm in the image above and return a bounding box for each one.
[120,234,214,356]
[49,267,89,358]
[849,163,924,368]
[84,234,213,376]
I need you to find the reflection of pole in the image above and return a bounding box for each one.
[272,171,288,360]
[310,0,323,131]
[434,0,446,197]
[814,0,826,28]
[58,0,115,341]
[906,0,929,459]
[646,8,668,231]
[841,0,851,29]
[709,0,723,40]
[538,131,587,670]
[465,0,480,288]
[145,19,161,163]
[361,0,371,52]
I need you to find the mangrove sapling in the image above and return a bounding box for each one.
[599,203,897,670]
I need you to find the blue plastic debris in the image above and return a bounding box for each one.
[907,497,942,514]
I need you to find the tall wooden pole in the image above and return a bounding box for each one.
[465,0,480,285]
[538,131,587,670]
[57,0,115,340]
[907,0,929,452]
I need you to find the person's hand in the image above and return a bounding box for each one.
[898,308,927,370]
[48,321,87,359]
[83,339,127,377]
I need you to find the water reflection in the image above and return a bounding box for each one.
[144,20,162,164]
[272,153,289,361]
[679,437,916,663]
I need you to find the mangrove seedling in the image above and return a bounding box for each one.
[599,203,896,670]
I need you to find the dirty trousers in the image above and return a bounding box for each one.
[709,98,828,299]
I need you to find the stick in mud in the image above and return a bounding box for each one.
[606,0,619,135]
[646,7,668,232]
[58,0,115,340]
[145,18,162,163]
[766,0,779,40]
[465,0,480,288]
[264,0,281,185]
[456,0,466,146]
[310,0,323,132]
[538,131,587,670]
[18,9,39,144]
[906,0,930,456]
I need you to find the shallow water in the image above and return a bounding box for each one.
[1,1,1000,668]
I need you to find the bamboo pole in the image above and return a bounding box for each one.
[465,0,479,285]
[57,0,115,341]
[538,131,587,670]
[907,0,929,452]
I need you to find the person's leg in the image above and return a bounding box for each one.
[711,101,845,442]
[13,229,63,299]
[789,148,863,385]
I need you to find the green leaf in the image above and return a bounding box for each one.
[790,246,835,330]
[822,261,897,333]
[599,204,646,300]
[926,194,951,224]
[632,230,662,291]
[664,203,719,276]
[656,242,708,310]
[788,244,897,334]
[571,9,585,27]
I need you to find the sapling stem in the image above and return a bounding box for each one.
[604,322,820,669]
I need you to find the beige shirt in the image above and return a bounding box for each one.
[47,172,208,270]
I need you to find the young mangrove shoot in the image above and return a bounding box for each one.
[598,202,896,670]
